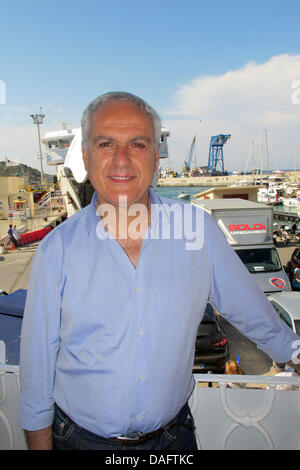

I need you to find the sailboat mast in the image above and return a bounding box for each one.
[264,129,269,175]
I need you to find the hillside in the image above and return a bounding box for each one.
[0,161,55,184]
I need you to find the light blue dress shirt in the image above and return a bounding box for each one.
[19,188,300,437]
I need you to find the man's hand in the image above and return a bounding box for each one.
[25,426,53,450]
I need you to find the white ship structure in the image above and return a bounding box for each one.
[42,126,170,218]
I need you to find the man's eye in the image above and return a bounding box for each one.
[132,142,146,149]
[98,142,111,148]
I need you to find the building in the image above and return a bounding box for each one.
[193,185,259,202]
[0,177,32,220]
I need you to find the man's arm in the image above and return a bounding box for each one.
[25,426,53,450]
[206,214,300,365]
[19,240,62,436]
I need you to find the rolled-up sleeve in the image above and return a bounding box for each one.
[18,237,62,431]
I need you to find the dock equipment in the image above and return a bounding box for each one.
[207,134,231,174]
[182,136,196,175]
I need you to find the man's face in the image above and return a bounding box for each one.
[82,101,160,208]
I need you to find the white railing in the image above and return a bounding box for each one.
[0,368,299,450]
[190,374,300,450]
[36,190,65,213]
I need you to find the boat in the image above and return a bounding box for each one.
[177,191,190,200]
[257,182,285,205]
[283,198,299,207]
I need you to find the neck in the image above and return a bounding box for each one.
[97,195,151,241]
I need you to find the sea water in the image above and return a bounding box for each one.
[155,186,210,201]
[155,186,299,227]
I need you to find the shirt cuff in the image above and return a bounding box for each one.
[18,395,55,431]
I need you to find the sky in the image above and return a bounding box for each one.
[1,0,300,174]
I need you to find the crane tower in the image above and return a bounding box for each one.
[181,136,196,176]
[207,134,231,175]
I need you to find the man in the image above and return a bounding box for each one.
[19,92,300,450]
[291,266,300,291]
[8,223,19,249]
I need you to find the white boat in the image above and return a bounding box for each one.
[283,198,299,207]
[257,183,285,205]
[177,191,190,200]
[257,187,268,203]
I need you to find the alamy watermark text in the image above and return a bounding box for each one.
[0,80,6,104]
[95,198,205,251]
[291,80,300,104]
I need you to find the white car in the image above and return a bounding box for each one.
[268,291,300,336]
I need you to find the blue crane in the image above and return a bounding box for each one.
[207,134,231,174]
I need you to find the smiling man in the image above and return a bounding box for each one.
[82,99,159,208]
[81,97,160,264]
[19,92,300,451]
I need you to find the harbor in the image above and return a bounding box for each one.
[2,0,300,452]
[1,98,300,452]
[158,170,300,187]
[1,123,300,451]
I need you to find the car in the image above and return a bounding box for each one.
[0,289,26,365]
[193,303,229,373]
[268,291,300,336]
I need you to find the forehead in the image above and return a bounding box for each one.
[89,101,154,135]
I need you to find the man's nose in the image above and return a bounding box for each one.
[112,144,131,166]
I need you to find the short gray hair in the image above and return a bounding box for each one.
[81,91,161,151]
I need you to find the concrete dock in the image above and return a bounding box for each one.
[0,242,38,293]
[158,170,300,187]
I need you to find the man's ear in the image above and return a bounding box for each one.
[154,147,160,172]
[82,145,88,171]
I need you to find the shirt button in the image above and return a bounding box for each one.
[140,374,144,380]
[137,415,142,421]
[138,330,143,336]
[136,288,140,293]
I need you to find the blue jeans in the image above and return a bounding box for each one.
[52,402,198,450]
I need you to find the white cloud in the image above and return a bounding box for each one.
[162,55,300,172]
[2,56,300,175]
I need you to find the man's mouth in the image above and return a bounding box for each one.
[109,176,135,181]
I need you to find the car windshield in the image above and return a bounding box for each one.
[294,320,300,336]
[235,248,282,273]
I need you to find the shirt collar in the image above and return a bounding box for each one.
[86,191,99,237]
